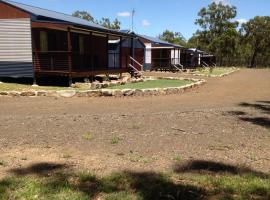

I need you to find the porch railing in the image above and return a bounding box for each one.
[33,51,123,72]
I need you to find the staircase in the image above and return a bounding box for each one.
[128,56,143,78]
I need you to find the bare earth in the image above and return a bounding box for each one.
[0,69,269,177]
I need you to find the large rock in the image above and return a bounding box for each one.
[57,90,76,98]
[37,91,48,97]
[122,89,134,96]
[8,91,21,97]
[0,91,8,96]
[101,89,113,96]
[112,90,123,97]
[87,90,102,97]
[133,89,144,96]
[20,91,36,96]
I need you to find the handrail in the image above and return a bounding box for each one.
[128,63,140,73]
[202,61,209,67]
[129,56,143,71]
[172,64,182,72]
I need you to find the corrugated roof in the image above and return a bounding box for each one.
[1,0,128,35]
[138,34,183,48]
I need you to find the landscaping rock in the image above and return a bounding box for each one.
[9,91,21,97]
[20,91,36,96]
[87,90,102,97]
[0,91,8,96]
[37,91,48,97]
[57,90,76,98]
[101,89,113,96]
[46,91,59,97]
[122,89,134,96]
[75,91,89,97]
[134,89,144,96]
[112,90,123,97]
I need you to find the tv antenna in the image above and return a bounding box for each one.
[131,9,135,32]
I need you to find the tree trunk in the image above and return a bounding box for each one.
[250,50,258,68]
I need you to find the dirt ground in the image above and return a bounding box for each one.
[0,69,269,177]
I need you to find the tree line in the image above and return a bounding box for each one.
[73,2,270,67]
[159,2,270,68]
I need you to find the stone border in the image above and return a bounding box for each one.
[0,77,206,98]
[189,68,240,77]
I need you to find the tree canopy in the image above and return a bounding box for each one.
[158,30,186,47]
[72,11,121,30]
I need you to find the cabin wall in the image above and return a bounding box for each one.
[0,2,30,19]
[0,2,33,78]
[0,18,33,78]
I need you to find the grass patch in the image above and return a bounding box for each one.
[0,160,6,167]
[108,79,193,90]
[194,67,237,76]
[0,170,269,200]
[0,82,71,91]
[111,136,121,145]
[83,132,93,141]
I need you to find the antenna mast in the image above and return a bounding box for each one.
[131,9,135,32]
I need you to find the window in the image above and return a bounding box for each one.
[40,31,48,52]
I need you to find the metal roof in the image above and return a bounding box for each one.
[138,34,183,48]
[1,0,131,36]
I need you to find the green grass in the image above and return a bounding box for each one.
[0,82,71,91]
[0,170,269,200]
[195,67,237,76]
[108,79,193,90]
[111,136,121,145]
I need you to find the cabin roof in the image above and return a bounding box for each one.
[138,34,183,48]
[0,0,131,36]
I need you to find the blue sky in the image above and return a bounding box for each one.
[9,0,270,39]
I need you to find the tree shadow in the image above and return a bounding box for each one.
[1,161,269,199]
[8,162,67,176]
[173,160,268,178]
[1,162,206,200]
[240,117,270,128]
[239,102,270,114]
[227,101,270,129]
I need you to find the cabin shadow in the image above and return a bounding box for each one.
[227,101,270,129]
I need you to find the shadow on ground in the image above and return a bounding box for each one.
[173,160,268,178]
[1,160,269,199]
[227,101,270,129]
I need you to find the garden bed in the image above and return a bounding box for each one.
[0,77,206,98]
[108,79,193,90]
[191,67,239,77]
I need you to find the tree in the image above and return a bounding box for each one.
[72,11,94,22]
[195,2,239,66]
[240,16,270,67]
[159,30,186,46]
[72,11,121,30]
[98,18,121,30]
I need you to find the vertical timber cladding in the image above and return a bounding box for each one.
[0,18,34,78]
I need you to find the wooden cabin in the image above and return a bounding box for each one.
[109,31,145,71]
[0,0,136,84]
[181,48,216,68]
[138,35,183,71]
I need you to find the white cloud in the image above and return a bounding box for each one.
[142,19,151,27]
[212,0,230,5]
[237,18,248,24]
[117,12,131,17]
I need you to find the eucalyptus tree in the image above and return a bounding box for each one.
[240,16,270,67]
[195,2,239,66]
